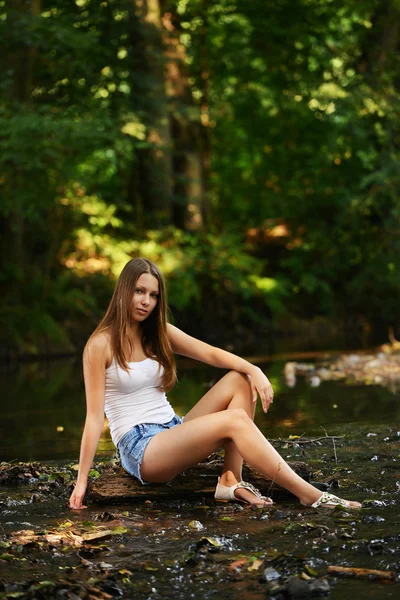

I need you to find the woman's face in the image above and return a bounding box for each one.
[132,273,159,322]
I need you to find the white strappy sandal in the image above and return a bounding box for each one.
[214,477,273,507]
[302,491,361,509]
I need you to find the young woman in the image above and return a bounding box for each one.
[69,258,361,510]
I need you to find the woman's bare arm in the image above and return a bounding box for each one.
[167,324,274,412]
[69,334,110,509]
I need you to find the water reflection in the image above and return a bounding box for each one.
[1,356,399,462]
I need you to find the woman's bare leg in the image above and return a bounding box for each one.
[184,371,265,504]
[140,409,361,508]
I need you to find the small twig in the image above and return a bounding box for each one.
[332,436,338,464]
[320,426,338,464]
[266,462,281,498]
[270,435,344,446]
[308,435,344,443]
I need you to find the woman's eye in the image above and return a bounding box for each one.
[135,289,142,294]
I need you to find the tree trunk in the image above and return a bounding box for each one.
[128,0,174,226]
[1,0,42,279]
[198,0,211,228]
[9,0,41,102]
[357,0,400,82]
[163,9,204,230]
[89,455,311,503]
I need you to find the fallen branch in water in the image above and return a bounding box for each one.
[10,521,129,549]
[89,454,311,503]
[327,566,396,582]
[269,435,345,446]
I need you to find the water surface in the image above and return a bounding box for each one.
[1,355,399,462]
[0,354,399,600]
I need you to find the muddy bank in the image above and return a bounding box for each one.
[284,347,400,391]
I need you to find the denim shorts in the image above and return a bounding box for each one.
[117,414,183,484]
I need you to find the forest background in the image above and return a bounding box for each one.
[1,0,400,358]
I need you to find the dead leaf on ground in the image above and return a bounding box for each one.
[228,557,248,570]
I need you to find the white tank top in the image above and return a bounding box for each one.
[104,358,175,446]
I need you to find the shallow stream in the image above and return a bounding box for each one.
[0,354,399,599]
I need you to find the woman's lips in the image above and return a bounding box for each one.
[137,308,148,315]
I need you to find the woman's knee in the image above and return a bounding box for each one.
[225,407,251,434]
[226,370,250,391]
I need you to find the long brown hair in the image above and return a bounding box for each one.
[89,258,176,391]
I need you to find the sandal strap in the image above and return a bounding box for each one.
[311,492,349,509]
[231,480,266,501]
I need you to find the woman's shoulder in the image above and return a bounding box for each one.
[90,329,110,345]
[84,331,112,368]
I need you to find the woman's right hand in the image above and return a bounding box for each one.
[69,480,88,509]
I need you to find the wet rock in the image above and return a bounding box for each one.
[362,515,385,524]
[95,511,116,522]
[368,539,385,555]
[309,578,330,595]
[290,349,400,390]
[196,536,222,551]
[363,499,387,508]
[310,376,321,388]
[275,510,291,520]
[78,547,102,558]
[260,566,281,583]
[344,354,361,365]
[267,582,286,595]
[316,368,331,381]
[295,363,315,374]
[29,493,42,503]
[185,551,204,566]
[188,520,204,531]
[310,481,330,492]
[287,577,312,598]
[365,359,381,369]
[101,580,124,597]
[284,362,297,387]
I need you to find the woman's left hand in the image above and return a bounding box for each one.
[248,366,274,413]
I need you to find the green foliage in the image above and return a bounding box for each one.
[1,0,400,352]
[162,230,289,325]
[144,229,284,329]
[62,225,288,331]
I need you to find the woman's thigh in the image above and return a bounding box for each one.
[183,370,253,423]
[140,410,241,483]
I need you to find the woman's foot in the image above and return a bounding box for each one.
[215,476,273,508]
[301,491,362,510]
